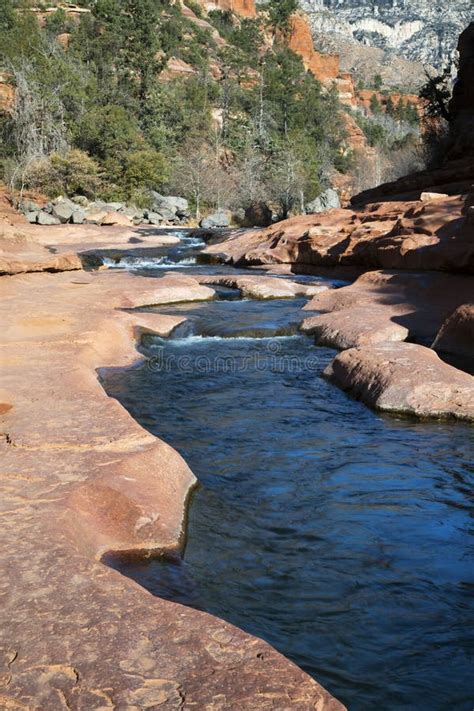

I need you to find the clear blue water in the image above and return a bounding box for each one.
[102,263,474,710]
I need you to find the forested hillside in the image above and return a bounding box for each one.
[0,0,428,223]
[0,0,354,218]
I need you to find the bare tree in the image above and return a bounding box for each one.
[169,136,235,219]
[8,56,68,194]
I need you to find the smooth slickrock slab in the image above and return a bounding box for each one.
[204,195,474,273]
[325,342,474,421]
[198,273,329,299]
[0,267,344,710]
[0,233,82,275]
[0,223,182,274]
[303,270,474,347]
[121,273,216,307]
[301,306,409,349]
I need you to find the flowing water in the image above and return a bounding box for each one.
[101,238,474,711]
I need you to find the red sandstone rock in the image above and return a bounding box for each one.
[288,13,339,84]
[198,273,329,298]
[325,342,474,421]
[303,270,474,348]
[205,195,474,273]
[301,306,409,349]
[160,56,197,80]
[0,232,82,275]
[101,210,133,227]
[432,303,474,372]
[0,266,344,710]
[202,0,256,17]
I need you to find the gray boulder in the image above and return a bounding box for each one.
[305,188,340,214]
[146,211,163,225]
[25,211,39,224]
[37,211,60,226]
[71,210,86,224]
[200,212,230,229]
[158,206,178,223]
[71,195,89,207]
[105,202,125,212]
[19,200,41,215]
[151,192,189,217]
[52,200,75,223]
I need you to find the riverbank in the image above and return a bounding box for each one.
[0,207,472,707]
[0,250,344,709]
[203,193,474,420]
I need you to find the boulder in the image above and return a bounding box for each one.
[146,211,163,225]
[71,195,89,207]
[325,342,474,421]
[19,199,41,215]
[200,212,230,229]
[305,188,340,214]
[25,211,39,224]
[122,206,146,220]
[52,200,75,223]
[244,202,272,227]
[84,211,108,224]
[432,304,474,372]
[100,211,133,227]
[105,202,125,212]
[37,211,60,226]
[420,192,449,202]
[71,210,86,224]
[151,192,189,217]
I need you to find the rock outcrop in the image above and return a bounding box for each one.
[204,195,474,273]
[288,12,340,83]
[325,342,474,421]
[300,0,472,69]
[432,303,474,373]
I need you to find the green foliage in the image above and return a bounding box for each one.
[0,0,348,215]
[26,149,101,197]
[264,0,298,35]
[419,68,452,122]
[44,8,75,35]
[385,96,395,116]
[185,0,203,17]
[208,10,235,40]
[372,73,383,90]
[369,93,382,114]
[123,149,168,192]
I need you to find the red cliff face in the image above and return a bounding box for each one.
[288,14,339,84]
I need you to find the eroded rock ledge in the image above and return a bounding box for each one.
[0,266,344,709]
[203,194,474,421]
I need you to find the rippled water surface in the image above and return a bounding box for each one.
[103,285,474,710]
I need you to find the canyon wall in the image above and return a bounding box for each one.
[299,0,473,69]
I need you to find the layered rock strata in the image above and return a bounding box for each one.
[204,195,474,273]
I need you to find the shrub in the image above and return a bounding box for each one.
[123,149,169,192]
[26,149,101,197]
